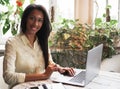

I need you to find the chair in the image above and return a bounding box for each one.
[0,56,8,89]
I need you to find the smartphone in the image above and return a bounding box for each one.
[30,86,39,89]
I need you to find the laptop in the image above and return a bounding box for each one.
[50,44,103,87]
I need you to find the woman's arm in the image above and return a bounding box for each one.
[3,38,25,85]
[25,64,58,82]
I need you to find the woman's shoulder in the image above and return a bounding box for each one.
[6,34,22,44]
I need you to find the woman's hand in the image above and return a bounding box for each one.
[57,65,75,76]
[44,64,58,78]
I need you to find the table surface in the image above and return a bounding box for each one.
[12,71,120,89]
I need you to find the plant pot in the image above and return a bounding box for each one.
[51,49,87,69]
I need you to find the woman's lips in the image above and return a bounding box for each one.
[32,27,37,31]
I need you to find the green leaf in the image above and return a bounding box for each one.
[106,5,112,9]
[18,7,24,18]
[30,0,35,4]
[103,13,106,17]
[3,19,10,34]
[11,29,17,35]
[110,20,117,25]
[0,0,9,5]
[95,18,102,26]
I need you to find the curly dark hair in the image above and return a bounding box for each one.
[20,4,52,68]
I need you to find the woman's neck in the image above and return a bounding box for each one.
[25,33,36,46]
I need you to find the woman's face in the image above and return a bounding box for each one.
[26,9,44,35]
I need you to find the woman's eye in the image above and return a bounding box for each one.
[28,16,43,23]
[29,17,35,20]
[38,19,44,22]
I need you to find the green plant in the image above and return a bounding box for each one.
[50,18,87,50]
[0,0,35,35]
[48,2,120,69]
[84,13,120,59]
[49,18,88,68]
[50,17,120,60]
[0,0,24,35]
[83,2,120,59]
[49,17,120,68]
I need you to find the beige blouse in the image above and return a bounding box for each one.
[3,33,54,88]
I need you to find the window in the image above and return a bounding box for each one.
[93,0,119,27]
[56,0,74,20]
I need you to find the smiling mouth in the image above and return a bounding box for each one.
[32,27,37,31]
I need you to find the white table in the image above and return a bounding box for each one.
[12,71,120,89]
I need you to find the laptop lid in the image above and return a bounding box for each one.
[85,44,103,85]
[50,44,103,86]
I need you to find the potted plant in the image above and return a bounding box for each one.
[84,14,120,59]
[49,17,120,68]
[49,18,88,68]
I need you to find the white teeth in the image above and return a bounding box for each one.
[32,28,36,30]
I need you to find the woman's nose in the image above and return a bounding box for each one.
[34,20,39,26]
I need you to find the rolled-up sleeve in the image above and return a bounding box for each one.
[3,38,25,86]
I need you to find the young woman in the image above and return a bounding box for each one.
[3,4,75,88]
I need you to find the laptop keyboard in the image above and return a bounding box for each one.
[69,71,85,83]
